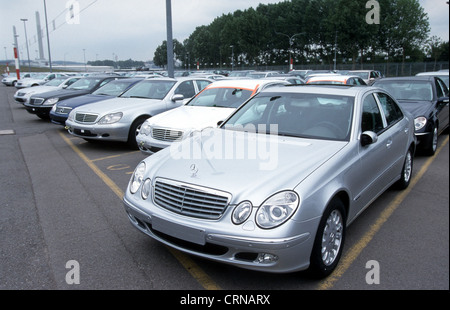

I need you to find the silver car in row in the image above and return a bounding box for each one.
[65,77,213,148]
[123,84,416,277]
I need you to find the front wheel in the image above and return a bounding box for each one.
[423,125,438,156]
[127,118,146,149]
[308,198,346,278]
[394,148,413,190]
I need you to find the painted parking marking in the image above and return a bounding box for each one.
[59,132,222,290]
[317,136,449,290]
[0,129,15,135]
[91,151,141,162]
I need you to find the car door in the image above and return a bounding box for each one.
[351,91,407,218]
[435,77,449,132]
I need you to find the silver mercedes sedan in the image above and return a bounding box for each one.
[123,85,416,277]
[65,77,212,148]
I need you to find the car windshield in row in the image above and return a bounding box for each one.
[67,78,103,91]
[188,87,253,108]
[44,77,67,86]
[376,81,433,101]
[120,80,176,100]
[223,92,354,141]
[93,80,135,96]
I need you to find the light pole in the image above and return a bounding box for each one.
[43,0,52,72]
[230,45,234,71]
[83,49,87,72]
[20,18,31,72]
[275,32,304,72]
[166,0,174,78]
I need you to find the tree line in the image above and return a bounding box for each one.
[153,0,448,70]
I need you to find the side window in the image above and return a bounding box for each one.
[435,78,448,97]
[376,92,403,126]
[175,81,195,98]
[362,94,384,133]
[195,80,211,92]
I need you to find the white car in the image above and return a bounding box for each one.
[66,77,213,148]
[14,76,82,104]
[15,72,68,89]
[1,72,33,86]
[416,70,449,88]
[136,79,288,154]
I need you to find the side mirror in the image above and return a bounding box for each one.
[171,94,184,102]
[361,131,378,146]
[217,120,224,127]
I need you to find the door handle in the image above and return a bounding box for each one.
[386,139,393,148]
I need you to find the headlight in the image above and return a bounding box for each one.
[130,162,146,194]
[232,201,253,225]
[44,98,59,105]
[98,112,123,124]
[140,122,151,136]
[141,178,152,200]
[256,191,299,229]
[67,110,75,121]
[414,116,427,131]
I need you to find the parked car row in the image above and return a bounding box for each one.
[11,70,448,278]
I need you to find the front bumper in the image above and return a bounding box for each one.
[65,119,130,142]
[24,104,52,117]
[123,195,317,273]
[136,134,172,155]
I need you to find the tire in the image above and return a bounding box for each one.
[127,118,146,149]
[394,148,413,190]
[423,125,438,156]
[308,198,346,278]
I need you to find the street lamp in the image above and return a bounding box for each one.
[20,18,31,72]
[43,0,53,72]
[230,45,234,71]
[275,32,305,71]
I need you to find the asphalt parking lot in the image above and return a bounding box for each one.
[0,82,448,293]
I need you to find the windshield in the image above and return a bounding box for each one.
[349,72,369,79]
[44,77,66,86]
[120,79,176,99]
[93,80,136,96]
[375,80,433,101]
[223,92,354,141]
[188,87,253,108]
[67,78,104,90]
[29,73,48,80]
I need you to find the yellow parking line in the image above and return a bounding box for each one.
[317,136,449,290]
[59,132,222,290]
[92,151,141,162]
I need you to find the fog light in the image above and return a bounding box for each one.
[255,253,278,264]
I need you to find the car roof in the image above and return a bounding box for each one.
[204,79,286,90]
[260,84,369,96]
[374,76,435,82]
[307,75,360,82]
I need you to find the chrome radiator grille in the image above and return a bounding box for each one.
[152,127,183,142]
[154,179,231,220]
[75,112,98,123]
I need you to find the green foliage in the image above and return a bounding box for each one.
[153,0,438,68]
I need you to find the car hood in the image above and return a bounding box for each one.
[398,100,432,117]
[32,88,91,99]
[73,97,163,114]
[57,94,115,108]
[17,86,58,94]
[144,128,346,205]
[19,78,44,84]
[147,106,235,130]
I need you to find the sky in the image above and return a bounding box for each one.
[0,0,448,64]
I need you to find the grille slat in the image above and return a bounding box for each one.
[154,179,231,220]
[152,128,183,142]
[75,112,98,123]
